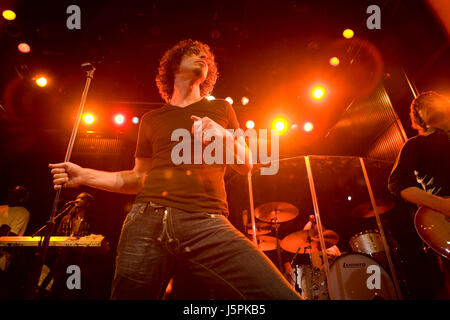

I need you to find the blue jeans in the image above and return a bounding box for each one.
[110,202,303,300]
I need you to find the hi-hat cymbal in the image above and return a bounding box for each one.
[256,235,277,251]
[351,199,394,218]
[255,202,299,223]
[246,222,272,235]
[281,229,339,253]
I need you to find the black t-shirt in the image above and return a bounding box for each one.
[134,98,240,215]
[388,128,450,198]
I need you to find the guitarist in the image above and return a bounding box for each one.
[388,91,450,298]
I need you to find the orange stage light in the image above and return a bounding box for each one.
[83,114,95,125]
[272,117,289,135]
[18,43,31,53]
[205,95,215,101]
[329,57,340,66]
[114,114,125,125]
[343,29,354,39]
[225,97,234,105]
[246,120,255,129]
[303,122,314,132]
[35,76,48,87]
[241,96,249,106]
[311,86,326,100]
[2,10,16,21]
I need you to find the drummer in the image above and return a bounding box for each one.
[283,215,341,286]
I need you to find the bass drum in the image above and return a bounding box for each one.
[328,253,397,300]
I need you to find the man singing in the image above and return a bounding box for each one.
[49,39,302,300]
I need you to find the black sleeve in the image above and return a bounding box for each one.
[388,138,422,197]
[135,112,153,158]
[225,101,240,130]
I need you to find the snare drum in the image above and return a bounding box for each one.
[349,230,386,266]
[328,253,397,300]
[296,264,329,300]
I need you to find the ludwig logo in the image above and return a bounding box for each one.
[343,262,366,268]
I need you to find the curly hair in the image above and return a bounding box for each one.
[410,91,448,134]
[155,39,218,103]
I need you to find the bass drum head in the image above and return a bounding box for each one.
[328,253,397,300]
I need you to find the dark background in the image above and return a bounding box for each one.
[0,0,449,299]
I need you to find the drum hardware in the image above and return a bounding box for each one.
[271,209,283,270]
[252,202,299,270]
[351,198,394,219]
[255,235,277,251]
[246,222,276,236]
[254,202,298,223]
[349,229,387,267]
[280,229,339,254]
[242,156,403,299]
[284,223,340,299]
[327,253,397,300]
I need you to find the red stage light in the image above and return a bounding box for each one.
[272,117,289,135]
[311,86,326,100]
[114,114,125,125]
[246,120,255,129]
[329,57,340,66]
[83,113,95,125]
[35,76,48,87]
[343,29,354,39]
[18,43,31,53]
[303,122,314,132]
[2,10,16,21]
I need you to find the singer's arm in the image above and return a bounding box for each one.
[49,157,152,195]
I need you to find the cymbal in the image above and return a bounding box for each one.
[246,222,272,235]
[281,229,339,254]
[351,199,394,218]
[256,235,277,251]
[255,202,299,223]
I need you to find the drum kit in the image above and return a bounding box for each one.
[245,200,398,300]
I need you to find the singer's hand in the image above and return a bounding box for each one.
[49,162,84,190]
[191,115,227,144]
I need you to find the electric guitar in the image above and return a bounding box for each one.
[414,203,450,260]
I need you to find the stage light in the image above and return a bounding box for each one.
[303,122,314,132]
[18,42,31,53]
[225,97,234,105]
[311,86,326,100]
[114,114,125,125]
[35,76,48,87]
[2,10,16,21]
[83,113,95,125]
[329,57,340,66]
[272,117,289,135]
[291,124,298,129]
[205,95,215,101]
[343,29,354,39]
[132,116,139,124]
[241,96,249,106]
[246,120,255,129]
[347,196,352,201]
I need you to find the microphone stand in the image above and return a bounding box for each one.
[31,202,77,238]
[26,63,95,299]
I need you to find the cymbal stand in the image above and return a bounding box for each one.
[272,209,283,270]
